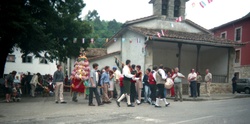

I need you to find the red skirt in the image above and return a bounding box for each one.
[71,79,85,93]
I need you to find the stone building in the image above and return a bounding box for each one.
[78,0,245,94]
[211,12,250,79]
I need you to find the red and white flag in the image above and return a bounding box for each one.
[157,32,161,38]
[175,16,182,22]
[137,38,140,43]
[161,30,165,36]
[207,0,213,3]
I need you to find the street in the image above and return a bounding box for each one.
[0,93,250,124]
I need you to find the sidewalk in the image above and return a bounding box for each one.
[166,93,250,101]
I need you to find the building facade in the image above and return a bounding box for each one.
[4,48,57,78]
[77,0,244,94]
[211,12,250,78]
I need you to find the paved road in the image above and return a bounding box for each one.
[0,93,250,124]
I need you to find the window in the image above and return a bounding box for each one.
[235,27,242,41]
[221,32,227,39]
[39,57,48,64]
[174,0,181,17]
[6,55,15,62]
[162,0,168,15]
[235,50,240,63]
[22,56,32,63]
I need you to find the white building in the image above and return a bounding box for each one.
[4,47,57,77]
[82,0,245,94]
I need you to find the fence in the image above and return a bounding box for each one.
[201,74,227,83]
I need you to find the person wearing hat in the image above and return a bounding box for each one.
[113,66,121,99]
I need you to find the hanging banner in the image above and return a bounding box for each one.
[82,38,85,44]
[91,38,94,44]
[161,30,165,36]
[157,32,161,38]
[73,38,77,43]
[122,38,125,42]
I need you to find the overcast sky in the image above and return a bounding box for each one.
[81,0,250,29]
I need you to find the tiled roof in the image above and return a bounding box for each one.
[184,19,212,34]
[88,51,121,61]
[128,26,244,47]
[123,15,159,27]
[85,48,107,57]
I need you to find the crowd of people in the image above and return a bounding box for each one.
[3,58,215,106]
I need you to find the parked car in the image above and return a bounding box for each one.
[236,78,250,94]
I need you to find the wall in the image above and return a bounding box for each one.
[89,55,121,71]
[152,42,179,69]
[107,39,121,54]
[213,18,250,66]
[4,48,57,77]
[151,0,187,19]
[132,19,203,33]
[200,46,228,76]
[121,31,146,73]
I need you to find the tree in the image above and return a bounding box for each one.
[85,10,123,48]
[0,0,92,78]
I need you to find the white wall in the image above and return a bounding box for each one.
[152,42,179,69]
[89,55,121,71]
[4,48,57,77]
[121,31,146,72]
[107,39,121,54]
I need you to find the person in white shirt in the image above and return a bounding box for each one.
[116,60,135,107]
[188,69,197,98]
[172,67,185,102]
[113,67,121,99]
[155,65,170,107]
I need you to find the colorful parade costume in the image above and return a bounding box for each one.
[70,52,90,98]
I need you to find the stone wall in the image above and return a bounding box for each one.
[182,83,233,95]
[235,65,250,78]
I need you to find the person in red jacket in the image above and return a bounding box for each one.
[148,65,158,105]
[170,68,175,97]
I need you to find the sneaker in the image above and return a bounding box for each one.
[60,101,67,104]
[116,100,120,107]
[89,103,96,106]
[136,100,141,105]
[98,103,104,106]
[155,105,161,108]
[55,101,59,104]
[127,104,135,107]
[165,103,170,107]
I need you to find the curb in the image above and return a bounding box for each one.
[166,94,250,101]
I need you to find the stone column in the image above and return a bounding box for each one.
[178,43,182,70]
[196,45,201,72]
[227,48,235,83]
[145,41,154,70]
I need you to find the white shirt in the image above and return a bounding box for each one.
[114,70,121,80]
[158,68,167,79]
[122,65,134,78]
[188,72,197,81]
